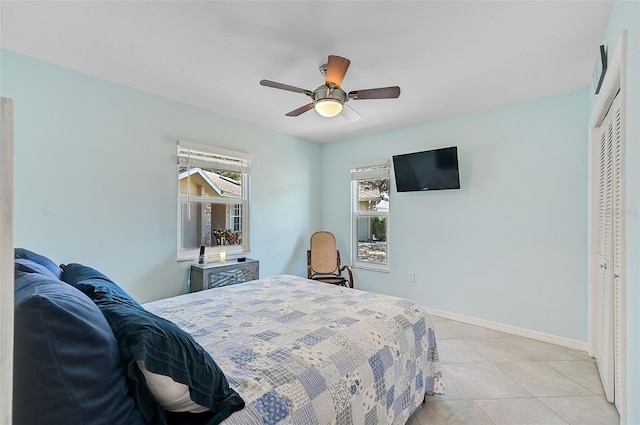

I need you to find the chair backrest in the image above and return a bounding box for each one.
[309,231,339,274]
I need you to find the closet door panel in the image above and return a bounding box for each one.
[595,99,615,402]
[611,97,624,412]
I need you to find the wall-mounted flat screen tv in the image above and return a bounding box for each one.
[392,146,460,192]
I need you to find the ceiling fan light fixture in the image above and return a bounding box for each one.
[314,98,343,117]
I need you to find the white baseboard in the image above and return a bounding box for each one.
[426,307,589,353]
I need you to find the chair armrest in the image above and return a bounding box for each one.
[340,265,354,288]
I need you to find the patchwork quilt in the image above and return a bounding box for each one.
[144,274,444,424]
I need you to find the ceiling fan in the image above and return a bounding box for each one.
[259,55,400,121]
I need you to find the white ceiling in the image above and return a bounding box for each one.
[0,1,611,143]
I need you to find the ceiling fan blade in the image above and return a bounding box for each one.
[325,55,351,88]
[349,86,401,100]
[260,80,312,96]
[341,104,362,122]
[285,103,314,117]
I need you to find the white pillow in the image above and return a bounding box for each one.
[136,360,209,413]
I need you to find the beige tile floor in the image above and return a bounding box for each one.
[407,316,620,425]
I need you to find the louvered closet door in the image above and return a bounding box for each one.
[610,94,624,413]
[595,99,614,401]
[594,92,623,405]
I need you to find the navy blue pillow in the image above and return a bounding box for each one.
[61,263,245,425]
[61,262,143,309]
[14,248,62,279]
[13,267,145,425]
[15,257,60,280]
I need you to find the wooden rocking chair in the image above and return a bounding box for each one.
[307,231,353,288]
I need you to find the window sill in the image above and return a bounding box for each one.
[177,249,250,263]
[351,264,390,273]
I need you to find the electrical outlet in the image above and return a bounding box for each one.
[408,271,415,283]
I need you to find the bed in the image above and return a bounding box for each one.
[13,249,444,425]
[144,275,444,424]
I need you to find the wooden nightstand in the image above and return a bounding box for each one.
[189,259,259,292]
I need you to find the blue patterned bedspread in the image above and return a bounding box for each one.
[143,275,444,424]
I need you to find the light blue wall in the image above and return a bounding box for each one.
[1,50,322,303]
[321,89,590,342]
[0,48,596,343]
[598,1,640,422]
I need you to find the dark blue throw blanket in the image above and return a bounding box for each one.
[62,263,245,425]
[97,300,246,425]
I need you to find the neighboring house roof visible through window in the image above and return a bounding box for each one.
[178,167,241,198]
[203,170,241,197]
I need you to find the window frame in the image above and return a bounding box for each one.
[177,140,251,261]
[350,160,390,272]
[230,204,242,233]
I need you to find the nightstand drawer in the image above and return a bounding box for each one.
[190,259,259,292]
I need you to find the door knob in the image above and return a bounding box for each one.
[614,274,620,278]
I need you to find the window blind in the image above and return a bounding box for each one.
[350,160,390,181]
[178,140,251,173]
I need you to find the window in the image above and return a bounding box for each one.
[177,141,251,261]
[351,160,390,271]
[230,204,242,233]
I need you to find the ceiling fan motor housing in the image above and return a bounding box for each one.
[313,85,347,103]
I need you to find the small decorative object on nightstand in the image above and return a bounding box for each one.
[195,245,208,265]
[219,236,227,263]
[190,258,259,292]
